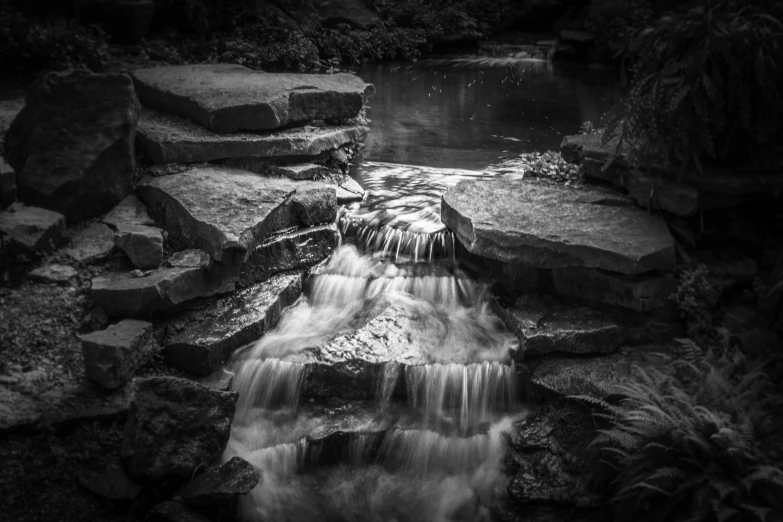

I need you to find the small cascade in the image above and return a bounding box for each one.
[240,439,307,478]
[375,361,402,409]
[406,362,516,434]
[234,359,306,415]
[341,218,458,263]
[348,433,379,466]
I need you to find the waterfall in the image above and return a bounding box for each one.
[340,218,458,263]
[234,359,306,415]
[375,361,402,409]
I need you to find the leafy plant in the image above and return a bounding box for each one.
[573,345,783,522]
[603,1,783,176]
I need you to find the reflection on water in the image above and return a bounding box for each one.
[353,58,620,170]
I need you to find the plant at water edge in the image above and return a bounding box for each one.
[571,345,783,522]
[603,1,783,175]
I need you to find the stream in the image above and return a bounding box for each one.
[223,57,620,521]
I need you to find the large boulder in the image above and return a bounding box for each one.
[442,180,675,275]
[130,64,371,134]
[136,165,337,262]
[3,70,140,222]
[0,203,67,254]
[121,376,238,482]
[164,272,303,376]
[79,319,155,390]
[136,107,368,164]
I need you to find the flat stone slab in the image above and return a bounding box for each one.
[0,203,67,254]
[79,319,155,389]
[130,64,371,133]
[114,223,164,269]
[103,195,154,228]
[164,272,303,376]
[136,166,337,262]
[442,180,675,275]
[137,106,369,164]
[28,263,78,284]
[62,222,116,263]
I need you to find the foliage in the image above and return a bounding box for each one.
[578,121,601,135]
[572,343,783,522]
[0,9,111,75]
[671,264,721,341]
[603,1,783,175]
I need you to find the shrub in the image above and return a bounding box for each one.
[573,343,783,522]
[603,1,783,175]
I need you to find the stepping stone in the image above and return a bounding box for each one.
[114,223,164,268]
[79,319,155,389]
[137,107,369,164]
[172,457,260,506]
[90,250,238,317]
[0,203,67,254]
[28,263,78,284]
[626,172,699,217]
[441,180,675,275]
[239,225,337,287]
[551,266,677,313]
[62,222,115,263]
[103,195,154,228]
[164,273,303,376]
[130,64,371,133]
[136,165,337,262]
[122,376,238,482]
[494,295,629,358]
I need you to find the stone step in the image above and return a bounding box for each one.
[130,64,373,134]
[0,203,67,254]
[137,106,369,164]
[136,165,337,263]
[441,178,675,275]
[163,272,304,376]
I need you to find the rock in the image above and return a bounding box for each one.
[559,133,624,185]
[496,295,628,358]
[0,203,67,254]
[130,64,371,133]
[103,195,154,228]
[193,369,234,392]
[79,319,155,389]
[167,249,212,269]
[337,176,365,203]
[75,461,141,500]
[723,306,755,332]
[28,263,78,284]
[165,273,303,376]
[271,163,332,180]
[136,165,336,262]
[0,159,15,209]
[3,70,140,222]
[62,222,116,263]
[552,266,677,312]
[173,456,260,505]
[626,172,699,217]
[121,376,238,482]
[137,106,369,164]
[90,253,237,317]
[442,180,675,275]
[153,501,211,522]
[114,223,164,269]
[239,225,338,287]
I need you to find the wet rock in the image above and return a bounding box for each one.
[79,319,155,389]
[3,70,140,222]
[337,176,365,203]
[0,203,67,254]
[559,133,624,185]
[496,295,628,357]
[272,163,332,180]
[62,222,115,263]
[122,376,238,482]
[167,249,212,269]
[136,165,337,262]
[75,460,141,500]
[130,64,371,133]
[90,252,237,316]
[552,266,677,312]
[153,501,211,522]
[0,159,15,209]
[173,456,260,505]
[239,225,337,287]
[442,180,675,275]
[193,369,234,392]
[28,263,78,284]
[626,172,699,217]
[165,272,303,375]
[136,107,368,164]
[114,223,164,269]
[526,346,673,401]
[103,195,154,228]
